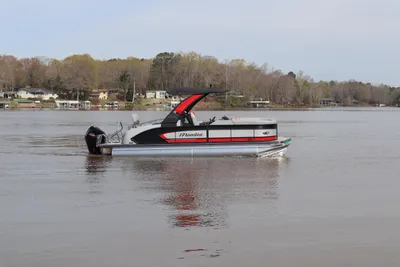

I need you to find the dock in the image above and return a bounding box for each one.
[249,100,270,108]
[0,101,10,109]
[16,100,40,108]
[55,100,92,110]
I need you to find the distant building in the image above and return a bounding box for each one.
[320,98,335,106]
[90,89,109,100]
[146,90,167,99]
[156,90,166,99]
[99,91,108,100]
[0,91,17,99]
[17,88,58,100]
[249,98,270,108]
[145,91,155,99]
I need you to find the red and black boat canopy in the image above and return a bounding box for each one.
[161,86,229,127]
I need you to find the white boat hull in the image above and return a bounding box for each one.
[99,137,291,157]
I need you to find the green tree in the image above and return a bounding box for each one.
[147,52,181,90]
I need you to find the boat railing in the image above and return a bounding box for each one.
[106,122,124,143]
[128,118,163,130]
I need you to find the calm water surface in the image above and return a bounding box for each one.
[1,108,400,267]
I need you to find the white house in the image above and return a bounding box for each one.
[0,91,17,99]
[17,88,59,100]
[89,89,109,100]
[99,90,108,100]
[145,91,155,99]
[155,90,166,99]
[146,90,167,99]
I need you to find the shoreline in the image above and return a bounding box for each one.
[2,97,396,111]
[2,105,398,112]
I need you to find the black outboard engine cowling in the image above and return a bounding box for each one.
[85,126,106,155]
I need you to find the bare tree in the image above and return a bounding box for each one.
[0,51,398,105]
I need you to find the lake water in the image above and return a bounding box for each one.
[1,108,400,267]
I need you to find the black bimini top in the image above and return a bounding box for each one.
[165,87,229,96]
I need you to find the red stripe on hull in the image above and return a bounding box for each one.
[210,136,277,142]
[161,136,277,143]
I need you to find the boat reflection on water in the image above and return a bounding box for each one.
[83,155,289,228]
[126,156,290,229]
[84,155,113,176]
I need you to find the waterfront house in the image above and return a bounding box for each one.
[146,90,167,99]
[89,89,109,100]
[0,91,17,99]
[320,98,335,106]
[17,88,58,100]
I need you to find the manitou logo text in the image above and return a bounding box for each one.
[178,132,203,138]
[263,131,270,135]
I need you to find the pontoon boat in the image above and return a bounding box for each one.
[84,87,291,157]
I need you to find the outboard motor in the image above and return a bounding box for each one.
[85,126,106,155]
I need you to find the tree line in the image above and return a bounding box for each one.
[1,51,399,106]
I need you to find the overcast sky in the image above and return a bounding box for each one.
[1,0,399,86]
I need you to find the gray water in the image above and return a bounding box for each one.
[1,108,400,267]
